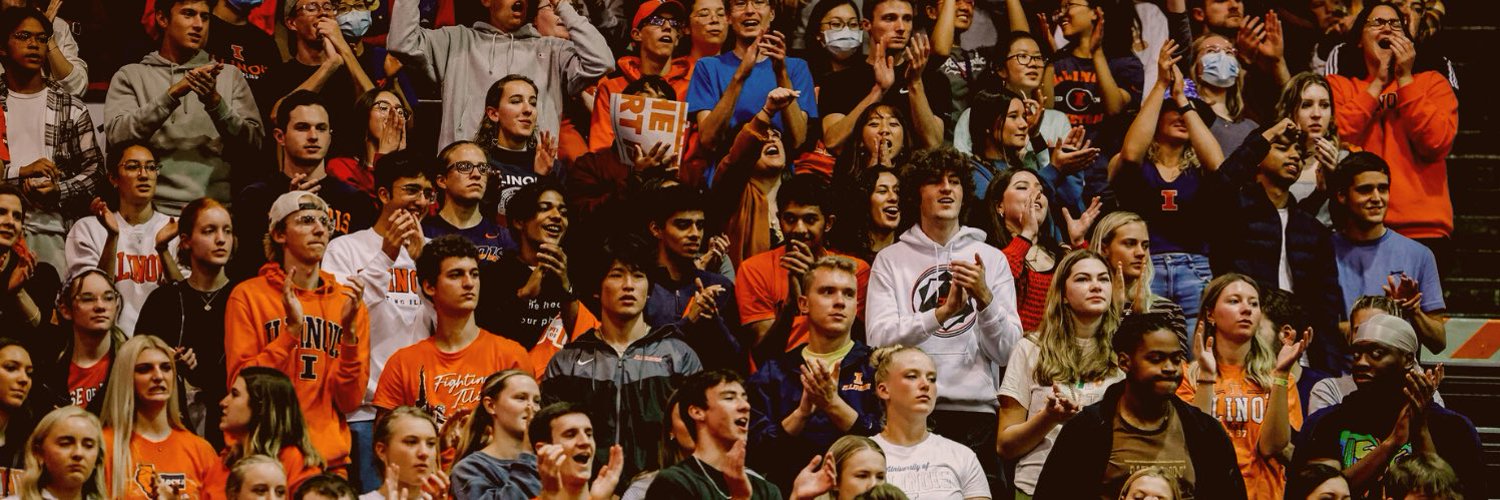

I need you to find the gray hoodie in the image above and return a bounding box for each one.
[388,0,614,148]
[104,50,263,216]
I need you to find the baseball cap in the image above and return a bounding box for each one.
[633,0,686,30]
[268,191,329,226]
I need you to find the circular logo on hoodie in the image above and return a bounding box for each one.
[909,265,976,338]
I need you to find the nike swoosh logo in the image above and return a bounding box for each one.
[577,358,594,367]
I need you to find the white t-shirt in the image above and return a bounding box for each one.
[5,89,47,170]
[64,211,180,335]
[1276,207,1293,291]
[871,432,989,500]
[998,337,1124,494]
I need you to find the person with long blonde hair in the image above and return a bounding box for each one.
[99,335,224,499]
[998,250,1124,497]
[1177,274,1310,499]
[11,406,107,500]
[1088,212,1188,352]
[868,346,988,499]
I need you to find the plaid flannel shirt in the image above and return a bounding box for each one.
[0,78,105,219]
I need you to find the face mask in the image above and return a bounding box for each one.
[1198,51,1240,88]
[225,0,263,13]
[823,28,862,58]
[338,10,373,38]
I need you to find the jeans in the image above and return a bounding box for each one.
[1151,253,1213,354]
[348,419,379,493]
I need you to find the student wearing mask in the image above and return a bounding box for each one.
[1192,33,1259,155]
[269,0,375,134]
[105,0,263,216]
[818,0,946,152]
[803,0,863,85]
[387,0,613,148]
[1034,313,1246,499]
[1325,2,1457,270]
[64,144,182,336]
[0,7,104,281]
[135,197,237,447]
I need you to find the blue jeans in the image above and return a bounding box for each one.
[348,419,379,493]
[1151,252,1213,354]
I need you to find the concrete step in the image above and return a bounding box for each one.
[1443,278,1500,317]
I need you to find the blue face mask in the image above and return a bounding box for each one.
[225,0,264,12]
[338,10,373,38]
[1198,51,1240,88]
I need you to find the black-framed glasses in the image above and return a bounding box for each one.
[398,184,437,200]
[1051,2,1088,23]
[821,18,860,31]
[1006,52,1046,66]
[642,15,684,30]
[293,213,335,230]
[121,161,162,174]
[11,31,49,45]
[447,161,491,176]
[1366,18,1404,30]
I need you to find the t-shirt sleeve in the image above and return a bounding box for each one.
[735,258,777,325]
[957,445,990,499]
[686,58,722,116]
[998,341,1036,409]
[790,59,819,118]
[1416,247,1447,312]
[372,352,409,410]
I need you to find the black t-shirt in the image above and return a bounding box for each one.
[484,146,542,221]
[204,16,282,117]
[229,172,377,280]
[475,252,572,350]
[817,61,954,127]
[1297,390,1487,500]
[644,457,782,500]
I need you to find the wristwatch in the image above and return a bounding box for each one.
[1178,100,1197,114]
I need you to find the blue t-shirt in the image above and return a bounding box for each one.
[1111,160,1209,255]
[1333,229,1445,313]
[686,52,820,135]
[421,215,516,266]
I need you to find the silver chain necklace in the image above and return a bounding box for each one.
[692,457,732,499]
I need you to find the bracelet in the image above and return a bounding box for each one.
[1273,377,1290,387]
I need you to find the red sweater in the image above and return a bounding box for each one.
[1002,237,1053,332]
[1327,72,1458,239]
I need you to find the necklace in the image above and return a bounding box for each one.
[197,286,225,311]
[692,457,731,499]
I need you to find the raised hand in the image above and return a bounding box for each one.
[683,278,724,323]
[1014,190,1041,240]
[1261,118,1298,143]
[1085,8,1105,54]
[381,211,420,260]
[535,131,558,176]
[44,0,61,21]
[282,268,307,338]
[949,253,991,308]
[724,439,754,499]
[934,275,969,324]
[630,141,678,171]
[1042,384,1082,423]
[536,443,568,493]
[1259,11,1285,63]
[1035,12,1059,52]
[764,87,800,113]
[872,37,896,93]
[801,358,841,412]
[904,33,932,82]
[789,454,836,500]
[90,197,119,235]
[288,172,323,194]
[535,243,572,292]
[1195,319,1217,379]
[1274,327,1312,375]
[339,275,364,340]
[589,445,625,500]
[1403,364,1442,416]
[1389,29,1416,80]
[695,234,730,271]
[1050,125,1100,176]
[17,158,58,179]
[758,30,788,65]
[376,105,408,153]
[174,347,198,371]
[1157,39,1182,88]
[421,467,450,499]
[780,239,816,278]
[3,252,32,294]
[1062,196,1102,249]
[155,217,179,250]
[1384,274,1423,313]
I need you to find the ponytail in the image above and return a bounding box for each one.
[457,370,531,461]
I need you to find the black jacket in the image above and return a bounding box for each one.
[540,324,703,490]
[1208,133,1347,374]
[1032,381,1247,500]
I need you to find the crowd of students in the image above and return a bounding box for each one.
[0,0,1476,498]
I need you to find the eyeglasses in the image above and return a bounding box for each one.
[293,213,335,230]
[447,161,491,176]
[1201,45,1236,55]
[642,15,684,30]
[75,292,120,306]
[372,101,410,118]
[1006,52,1046,66]
[335,0,375,13]
[11,31,49,45]
[121,161,162,174]
[1051,2,1088,23]
[821,18,860,31]
[730,0,769,12]
[692,7,726,19]
[296,2,336,15]
[398,184,437,200]
[1366,18,1404,30]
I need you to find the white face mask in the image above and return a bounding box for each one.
[823,28,863,58]
[1198,51,1240,88]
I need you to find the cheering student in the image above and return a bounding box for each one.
[219,367,326,494]
[326,89,413,199]
[708,88,795,269]
[830,166,901,264]
[1275,72,1350,226]
[450,370,543,498]
[997,250,1124,497]
[475,75,564,222]
[644,370,778,499]
[818,0,946,151]
[12,406,107,500]
[104,0,263,216]
[747,257,882,493]
[685,0,817,156]
[64,143,182,336]
[100,335,225,499]
[530,403,625,500]
[135,197,236,447]
[1088,212,1188,349]
[542,235,703,488]
[374,235,534,424]
[868,346,988,499]
[589,0,695,154]
[642,185,745,373]
[0,183,57,338]
[267,0,375,137]
[224,190,370,476]
[1033,313,1246,499]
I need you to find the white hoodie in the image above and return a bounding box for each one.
[866,224,1022,413]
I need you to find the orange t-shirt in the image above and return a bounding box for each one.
[68,358,111,407]
[102,428,227,500]
[735,247,870,350]
[1176,364,1302,498]
[374,330,534,425]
